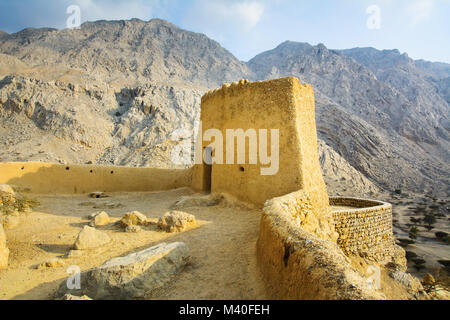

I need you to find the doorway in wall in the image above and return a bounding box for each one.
[203,147,212,193]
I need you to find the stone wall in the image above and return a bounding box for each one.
[330,197,402,264]
[257,191,384,299]
[0,223,8,269]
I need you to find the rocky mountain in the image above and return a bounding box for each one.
[0,19,249,88]
[248,41,449,196]
[0,19,448,197]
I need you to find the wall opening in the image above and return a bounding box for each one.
[203,147,212,193]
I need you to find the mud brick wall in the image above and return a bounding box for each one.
[330,197,396,263]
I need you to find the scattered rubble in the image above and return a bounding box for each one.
[37,258,65,269]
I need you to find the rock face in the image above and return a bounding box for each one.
[248,42,449,196]
[89,211,110,227]
[0,223,9,268]
[157,211,196,233]
[119,211,148,228]
[73,226,111,250]
[57,242,189,300]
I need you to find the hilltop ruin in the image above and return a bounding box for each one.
[0,77,426,299]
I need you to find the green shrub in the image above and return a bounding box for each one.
[412,258,426,265]
[435,231,448,239]
[405,251,418,260]
[409,226,419,240]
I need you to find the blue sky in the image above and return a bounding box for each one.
[0,0,449,63]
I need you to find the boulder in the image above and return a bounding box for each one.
[57,242,189,299]
[119,211,148,228]
[73,226,111,250]
[89,211,110,227]
[0,224,9,269]
[157,211,196,233]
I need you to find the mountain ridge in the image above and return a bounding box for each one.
[0,18,448,197]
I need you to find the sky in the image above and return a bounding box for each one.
[0,0,448,63]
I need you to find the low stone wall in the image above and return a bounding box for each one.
[0,162,192,194]
[330,197,399,263]
[257,191,384,300]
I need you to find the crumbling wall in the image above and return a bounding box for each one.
[257,192,384,300]
[0,162,192,194]
[330,197,405,265]
[0,223,8,269]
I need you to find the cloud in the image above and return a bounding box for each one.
[406,0,434,25]
[229,1,265,30]
[72,0,157,22]
[189,0,265,31]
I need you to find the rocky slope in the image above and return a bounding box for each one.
[248,41,449,196]
[0,19,250,88]
[0,19,448,197]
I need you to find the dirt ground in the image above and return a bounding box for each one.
[0,188,268,300]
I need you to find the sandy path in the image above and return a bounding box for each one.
[0,188,267,300]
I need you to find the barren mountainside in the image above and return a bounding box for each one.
[0,18,448,197]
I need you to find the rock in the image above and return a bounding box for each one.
[57,242,189,299]
[89,211,110,227]
[0,184,15,196]
[37,258,65,269]
[61,294,92,300]
[73,226,111,250]
[2,215,19,230]
[0,224,9,269]
[422,274,436,286]
[125,225,141,233]
[171,194,220,209]
[89,192,109,199]
[157,211,196,233]
[66,250,83,258]
[119,211,148,228]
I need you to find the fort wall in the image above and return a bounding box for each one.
[0,162,192,194]
[256,191,384,299]
[330,197,404,264]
